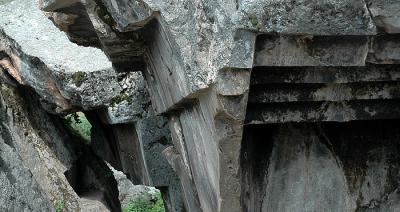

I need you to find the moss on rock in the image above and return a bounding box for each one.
[72,72,86,87]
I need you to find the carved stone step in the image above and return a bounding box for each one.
[246,100,400,124]
[249,82,400,103]
[251,65,400,85]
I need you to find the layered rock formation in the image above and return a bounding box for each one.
[1,0,400,211]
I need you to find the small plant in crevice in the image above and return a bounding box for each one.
[123,192,165,212]
[55,201,65,212]
[63,112,92,141]
[110,92,132,107]
[72,71,86,87]
[249,14,259,27]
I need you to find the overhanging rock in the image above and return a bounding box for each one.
[0,0,121,113]
[39,0,400,211]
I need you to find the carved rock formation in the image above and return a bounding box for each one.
[1,0,400,211]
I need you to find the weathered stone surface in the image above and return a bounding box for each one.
[366,0,400,33]
[98,0,155,32]
[249,82,400,103]
[241,122,400,212]
[242,124,353,212]
[88,111,185,211]
[0,81,81,211]
[367,35,400,64]
[0,0,121,112]
[163,146,202,212]
[246,65,400,124]
[0,51,122,212]
[34,1,400,212]
[100,72,151,124]
[136,116,185,212]
[0,131,54,212]
[44,3,101,47]
[43,0,256,113]
[160,69,250,212]
[254,35,370,66]
[0,77,103,211]
[250,66,400,85]
[247,99,400,123]
[78,0,146,66]
[110,165,159,208]
[79,0,376,111]
[239,0,376,35]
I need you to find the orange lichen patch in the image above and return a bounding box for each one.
[0,55,72,111]
[0,57,23,84]
[45,78,73,111]
[10,52,22,71]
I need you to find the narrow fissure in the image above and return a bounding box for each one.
[62,111,121,211]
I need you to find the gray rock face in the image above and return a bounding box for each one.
[242,122,400,212]
[0,0,395,211]
[366,0,400,33]
[99,0,155,32]
[88,111,185,211]
[0,0,121,112]
[0,19,123,212]
[254,35,370,66]
[239,0,376,35]
[109,165,159,208]
[39,0,400,211]
[0,1,168,212]
[79,0,377,114]
[0,78,79,211]
[100,72,151,124]
[0,130,53,212]
[368,35,400,64]
[136,116,185,212]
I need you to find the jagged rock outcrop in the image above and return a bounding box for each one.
[0,70,121,211]
[0,83,54,212]
[0,0,123,113]
[109,165,160,208]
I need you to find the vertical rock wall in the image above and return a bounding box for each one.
[241,121,400,212]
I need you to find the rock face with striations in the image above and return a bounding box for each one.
[1,0,400,212]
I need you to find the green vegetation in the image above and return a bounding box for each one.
[249,14,259,27]
[55,201,65,212]
[123,192,165,212]
[0,0,13,5]
[72,72,86,87]
[63,112,92,141]
[110,92,132,106]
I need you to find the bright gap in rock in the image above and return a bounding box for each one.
[63,112,92,142]
[109,165,166,212]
